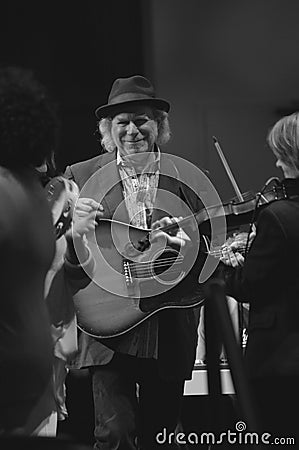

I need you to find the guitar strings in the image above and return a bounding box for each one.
[127,242,247,278]
[132,267,182,278]
[128,256,184,277]
[132,267,183,278]
[130,260,184,276]
[128,256,183,269]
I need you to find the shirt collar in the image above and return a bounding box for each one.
[116,146,161,173]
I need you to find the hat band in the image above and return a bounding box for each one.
[109,92,155,105]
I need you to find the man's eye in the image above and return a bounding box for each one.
[134,119,147,127]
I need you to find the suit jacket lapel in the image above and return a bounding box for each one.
[78,151,130,223]
[97,152,130,223]
[152,154,182,223]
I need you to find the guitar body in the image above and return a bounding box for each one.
[73,219,204,338]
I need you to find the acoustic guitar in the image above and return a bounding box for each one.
[73,218,205,339]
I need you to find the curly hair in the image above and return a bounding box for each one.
[0,66,60,169]
[95,109,171,153]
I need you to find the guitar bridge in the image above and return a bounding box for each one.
[123,260,133,286]
[123,260,139,307]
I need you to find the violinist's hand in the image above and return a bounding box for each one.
[150,216,191,250]
[248,224,257,246]
[74,197,104,221]
[224,224,257,255]
[220,249,244,268]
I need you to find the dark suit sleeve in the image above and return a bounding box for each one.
[225,206,287,303]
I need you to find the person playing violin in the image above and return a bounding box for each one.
[64,75,206,450]
[221,111,299,442]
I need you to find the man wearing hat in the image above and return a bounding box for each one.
[65,75,205,449]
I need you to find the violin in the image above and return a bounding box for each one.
[136,178,290,255]
[152,177,288,235]
[197,177,290,232]
[138,138,294,255]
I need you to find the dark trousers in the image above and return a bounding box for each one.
[90,353,184,450]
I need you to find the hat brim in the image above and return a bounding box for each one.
[95,98,170,119]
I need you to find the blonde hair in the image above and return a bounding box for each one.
[98,110,171,153]
[267,112,299,171]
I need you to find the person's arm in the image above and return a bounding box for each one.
[63,211,97,288]
[62,164,104,287]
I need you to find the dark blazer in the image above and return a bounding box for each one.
[225,178,299,379]
[65,150,206,380]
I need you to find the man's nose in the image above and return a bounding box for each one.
[126,121,138,134]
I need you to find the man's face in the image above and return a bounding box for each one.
[111,106,158,157]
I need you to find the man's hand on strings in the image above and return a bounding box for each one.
[150,216,191,250]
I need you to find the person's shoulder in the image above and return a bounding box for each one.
[0,169,37,238]
[263,197,299,216]
[65,151,116,182]
[0,168,22,205]
[160,152,209,179]
[257,198,299,232]
[70,151,116,172]
[69,154,104,172]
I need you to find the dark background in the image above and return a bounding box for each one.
[2,0,299,200]
[0,0,145,170]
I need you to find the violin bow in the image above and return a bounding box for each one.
[212,136,249,351]
[212,136,244,202]
[212,136,253,250]
[212,137,255,272]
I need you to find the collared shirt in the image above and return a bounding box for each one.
[116,149,160,358]
[117,149,160,229]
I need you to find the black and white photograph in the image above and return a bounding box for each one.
[1,1,299,449]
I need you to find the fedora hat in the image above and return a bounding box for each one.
[95,75,170,119]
